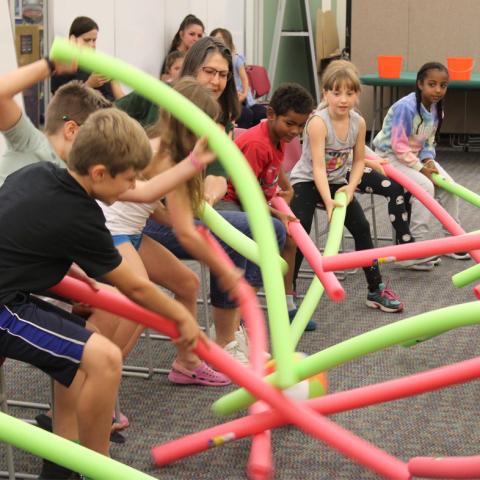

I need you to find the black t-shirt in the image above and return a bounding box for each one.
[51,71,115,102]
[0,162,122,304]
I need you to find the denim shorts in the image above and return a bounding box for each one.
[112,233,143,250]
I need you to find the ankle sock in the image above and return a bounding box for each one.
[286,294,296,310]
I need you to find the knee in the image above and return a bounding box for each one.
[183,271,200,298]
[86,335,122,380]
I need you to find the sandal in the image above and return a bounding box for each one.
[168,360,231,386]
[112,411,129,431]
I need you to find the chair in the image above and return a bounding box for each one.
[245,65,271,100]
[283,137,302,173]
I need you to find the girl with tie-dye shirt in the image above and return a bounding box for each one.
[373,62,468,260]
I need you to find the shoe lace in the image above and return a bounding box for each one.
[380,281,400,301]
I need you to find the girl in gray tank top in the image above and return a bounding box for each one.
[290,107,360,186]
[287,59,404,314]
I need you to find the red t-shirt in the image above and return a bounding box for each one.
[225,120,285,205]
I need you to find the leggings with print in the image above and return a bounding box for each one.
[349,167,413,245]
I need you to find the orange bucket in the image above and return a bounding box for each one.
[447,57,473,80]
[377,55,403,78]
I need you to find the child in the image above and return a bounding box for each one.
[221,82,317,330]
[161,50,185,84]
[97,77,231,386]
[289,60,403,313]
[210,27,266,129]
[373,61,468,261]
[0,108,202,479]
[116,51,185,129]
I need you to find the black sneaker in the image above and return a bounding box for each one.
[38,458,81,479]
[36,413,125,444]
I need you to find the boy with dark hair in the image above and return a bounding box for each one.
[222,82,316,330]
[0,107,202,479]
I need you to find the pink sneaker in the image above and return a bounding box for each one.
[168,360,231,386]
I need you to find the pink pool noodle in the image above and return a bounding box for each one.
[52,278,409,479]
[247,403,273,480]
[197,227,273,480]
[366,151,480,297]
[152,356,480,465]
[408,455,480,478]
[321,233,480,272]
[270,196,345,301]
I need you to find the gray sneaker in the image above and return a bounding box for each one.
[396,257,437,271]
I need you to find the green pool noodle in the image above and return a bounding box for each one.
[433,173,480,208]
[213,301,480,415]
[0,412,157,480]
[453,262,480,288]
[200,203,288,275]
[290,191,347,346]
[49,39,296,388]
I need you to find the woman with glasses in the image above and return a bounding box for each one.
[142,37,286,364]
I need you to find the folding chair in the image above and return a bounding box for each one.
[245,65,271,101]
[0,358,44,479]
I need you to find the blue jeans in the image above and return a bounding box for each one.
[143,210,286,308]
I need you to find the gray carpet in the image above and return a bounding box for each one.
[2,148,480,479]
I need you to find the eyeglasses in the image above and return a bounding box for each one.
[199,66,232,81]
[62,115,82,126]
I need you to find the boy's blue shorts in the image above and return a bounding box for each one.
[0,294,92,387]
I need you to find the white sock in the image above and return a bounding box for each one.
[286,294,296,310]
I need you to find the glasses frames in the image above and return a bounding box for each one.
[200,66,232,81]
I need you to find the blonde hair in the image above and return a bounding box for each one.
[319,60,361,109]
[45,80,111,134]
[68,108,152,176]
[149,77,219,215]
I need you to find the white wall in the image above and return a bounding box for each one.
[50,0,245,80]
[0,0,23,158]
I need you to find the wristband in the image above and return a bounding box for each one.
[44,57,56,75]
[189,151,204,171]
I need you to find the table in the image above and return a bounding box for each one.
[360,72,480,150]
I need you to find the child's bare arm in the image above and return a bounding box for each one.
[0,58,76,131]
[119,137,215,203]
[309,117,340,220]
[276,167,294,204]
[167,187,242,297]
[340,117,366,203]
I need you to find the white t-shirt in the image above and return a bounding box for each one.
[100,199,163,236]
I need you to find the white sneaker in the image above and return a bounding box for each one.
[235,325,249,357]
[224,340,249,365]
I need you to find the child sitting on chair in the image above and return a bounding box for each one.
[220,82,317,330]
[288,60,404,314]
